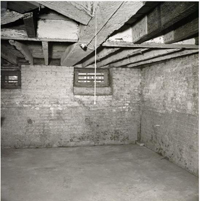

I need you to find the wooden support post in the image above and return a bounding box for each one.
[23,12,36,38]
[42,41,49,65]
[9,40,33,65]
[163,18,199,44]
[132,2,198,43]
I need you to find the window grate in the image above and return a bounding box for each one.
[74,68,110,87]
[1,69,21,89]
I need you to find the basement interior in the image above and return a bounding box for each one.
[1,1,199,201]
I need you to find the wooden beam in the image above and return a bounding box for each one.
[1,20,78,42]
[107,49,181,68]
[163,18,199,44]
[9,40,33,65]
[38,1,92,25]
[37,19,78,41]
[61,1,147,66]
[23,12,36,38]
[97,48,148,68]
[7,1,39,14]
[132,2,198,43]
[82,48,120,67]
[103,41,199,49]
[61,1,123,66]
[1,10,24,25]
[128,50,199,68]
[1,48,18,65]
[42,41,49,65]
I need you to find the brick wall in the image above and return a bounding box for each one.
[141,54,199,175]
[1,66,141,148]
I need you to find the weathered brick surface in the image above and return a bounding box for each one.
[1,66,141,148]
[141,54,199,175]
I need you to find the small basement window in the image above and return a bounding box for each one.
[73,68,112,95]
[74,68,110,87]
[1,69,21,89]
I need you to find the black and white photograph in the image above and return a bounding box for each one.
[1,1,199,201]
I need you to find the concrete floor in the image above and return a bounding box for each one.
[2,145,198,201]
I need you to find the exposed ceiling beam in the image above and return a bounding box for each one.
[1,46,18,65]
[61,1,147,66]
[1,19,78,42]
[42,41,49,65]
[132,2,198,43]
[103,41,199,49]
[61,1,123,66]
[9,40,33,65]
[1,10,24,25]
[38,1,92,25]
[106,49,181,68]
[163,18,198,44]
[7,1,39,14]
[23,12,36,38]
[128,49,199,68]
[82,48,121,67]
[97,48,148,68]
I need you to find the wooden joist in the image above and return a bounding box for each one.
[23,12,36,38]
[82,48,121,67]
[1,18,79,42]
[103,41,199,49]
[1,10,24,25]
[107,49,181,68]
[132,2,198,43]
[38,1,92,25]
[42,41,49,65]
[61,1,147,66]
[7,1,39,14]
[61,1,123,66]
[127,49,199,68]
[9,40,33,65]
[163,18,199,44]
[97,48,148,68]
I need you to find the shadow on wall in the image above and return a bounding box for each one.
[1,117,5,126]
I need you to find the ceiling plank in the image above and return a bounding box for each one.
[42,41,49,65]
[97,48,148,68]
[37,19,78,41]
[1,47,18,65]
[107,49,181,68]
[7,1,39,14]
[128,49,199,68]
[103,41,199,49]
[132,2,198,43]
[163,18,198,44]
[61,1,147,66]
[1,10,24,25]
[23,12,36,38]
[82,48,121,67]
[1,20,78,42]
[9,40,33,65]
[38,1,92,25]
